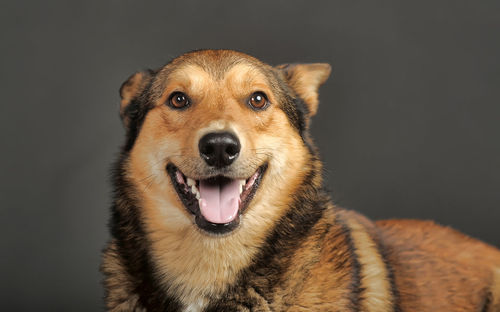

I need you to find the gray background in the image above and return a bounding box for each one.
[1,0,499,310]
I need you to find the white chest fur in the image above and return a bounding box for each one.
[183,298,207,312]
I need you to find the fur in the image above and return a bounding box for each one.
[102,50,500,311]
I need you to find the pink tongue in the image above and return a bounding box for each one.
[199,179,240,224]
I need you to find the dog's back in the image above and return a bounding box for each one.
[377,219,500,311]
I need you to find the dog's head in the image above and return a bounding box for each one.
[118,50,330,237]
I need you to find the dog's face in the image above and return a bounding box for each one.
[120,50,330,238]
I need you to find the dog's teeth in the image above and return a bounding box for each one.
[190,183,200,200]
[187,178,195,187]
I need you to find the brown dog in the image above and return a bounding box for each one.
[102,50,500,311]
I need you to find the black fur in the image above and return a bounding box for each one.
[337,218,362,311]
[374,232,402,312]
[121,75,155,152]
[481,294,491,312]
[108,154,182,310]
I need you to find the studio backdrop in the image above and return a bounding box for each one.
[1,1,499,310]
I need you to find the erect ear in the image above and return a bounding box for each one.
[276,63,331,116]
[119,71,153,126]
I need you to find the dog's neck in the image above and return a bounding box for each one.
[111,156,326,310]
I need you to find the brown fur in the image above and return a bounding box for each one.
[102,50,500,311]
[377,220,500,311]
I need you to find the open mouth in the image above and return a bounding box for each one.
[166,163,267,234]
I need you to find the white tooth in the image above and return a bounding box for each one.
[191,185,197,194]
[195,192,200,200]
[187,178,195,186]
[239,184,243,194]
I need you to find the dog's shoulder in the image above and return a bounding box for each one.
[262,208,399,311]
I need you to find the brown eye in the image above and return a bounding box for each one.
[169,92,189,109]
[248,92,269,110]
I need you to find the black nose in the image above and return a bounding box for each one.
[199,132,241,167]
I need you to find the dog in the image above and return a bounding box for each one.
[102,49,500,311]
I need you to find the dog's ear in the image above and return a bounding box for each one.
[276,63,331,116]
[119,71,153,127]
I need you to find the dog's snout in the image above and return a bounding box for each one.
[199,132,240,167]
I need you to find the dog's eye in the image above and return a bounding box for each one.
[248,92,269,110]
[169,92,190,109]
